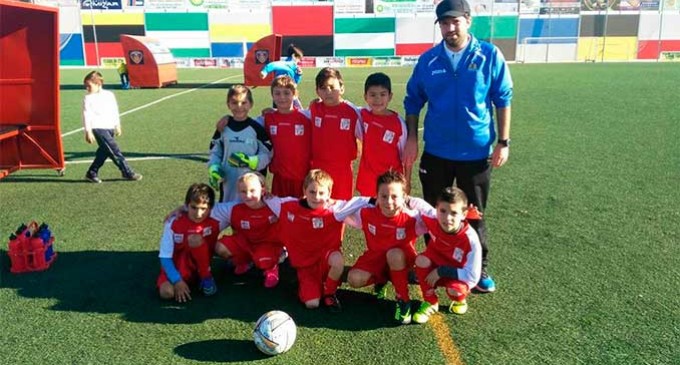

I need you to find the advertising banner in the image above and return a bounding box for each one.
[81,0,123,10]
[315,56,346,67]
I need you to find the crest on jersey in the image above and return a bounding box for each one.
[312,217,324,229]
[340,118,350,130]
[383,130,395,144]
[396,228,406,240]
[203,226,213,236]
[269,126,278,135]
[268,215,278,224]
[240,220,251,229]
[173,234,184,244]
[453,247,464,262]
[314,117,322,128]
[368,224,376,235]
[287,212,295,222]
[295,124,305,136]
[363,122,369,133]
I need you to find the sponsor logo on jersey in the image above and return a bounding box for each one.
[431,69,446,75]
[453,247,464,262]
[383,130,395,144]
[368,224,376,235]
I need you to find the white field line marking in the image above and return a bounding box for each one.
[61,75,239,138]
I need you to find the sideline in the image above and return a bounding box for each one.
[65,155,202,165]
[61,75,239,138]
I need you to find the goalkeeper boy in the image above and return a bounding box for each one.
[208,84,272,202]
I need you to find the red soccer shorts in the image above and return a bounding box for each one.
[352,244,417,284]
[219,234,282,270]
[271,174,305,198]
[156,251,198,288]
[295,249,337,303]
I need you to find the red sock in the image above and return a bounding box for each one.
[189,243,212,279]
[390,268,410,301]
[323,276,340,296]
[415,265,438,305]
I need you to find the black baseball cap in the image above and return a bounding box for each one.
[435,0,471,22]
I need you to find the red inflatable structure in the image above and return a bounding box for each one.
[120,34,178,88]
[244,34,282,87]
[0,0,64,179]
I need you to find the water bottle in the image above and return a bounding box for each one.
[39,223,54,262]
[8,233,28,272]
[29,235,46,270]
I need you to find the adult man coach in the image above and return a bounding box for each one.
[403,0,513,293]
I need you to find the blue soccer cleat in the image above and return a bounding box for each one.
[475,270,496,293]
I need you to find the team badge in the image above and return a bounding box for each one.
[453,247,464,262]
[468,63,478,71]
[129,50,144,65]
[295,124,304,136]
[363,122,369,133]
[268,215,278,224]
[340,118,350,130]
[203,226,213,236]
[383,130,395,144]
[312,217,324,229]
[269,126,278,135]
[368,224,376,235]
[287,212,295,222]
[314,117,322,127]
[240,220,251,229]
[173,234,184,244]
[396,228,406,240]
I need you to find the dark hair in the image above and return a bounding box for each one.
[436,187,468,207]
[375,169,407,194]
[185,183,215,208]
[315,67,344,89]
[227,84,253,105]
[83,71,103,86]
[287,44,303,59]
[364,72,392,94]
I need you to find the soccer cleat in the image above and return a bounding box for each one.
[263,266,279,288]
[475,270,496,293]
[373,283,388,300]
[413,301,439,324]
[234,262,253,275]
[449,299,468,315]
[394,299,412,325]
[123,172,143,181]
[200,277,217,296]
[85,172,102,184]
[322,294,342,313]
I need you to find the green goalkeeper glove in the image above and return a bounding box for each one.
[208,164,223,189]
[228,152,258,170]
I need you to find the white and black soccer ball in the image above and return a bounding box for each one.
[253,310,297,356]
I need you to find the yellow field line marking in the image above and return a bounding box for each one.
[428,312,464,365]
[412,289,464,365]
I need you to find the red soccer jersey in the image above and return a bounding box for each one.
[356,108,407,196]
[229,203,280,246]
[158,214,221,259]
[421,217,476,269]
[309,100,361,166]
[264,109,312,181]
[357,206,418,253]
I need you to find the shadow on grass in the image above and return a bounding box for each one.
[175,339,266,363]
[2,250,398,331]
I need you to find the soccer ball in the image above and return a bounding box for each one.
[253,310,297,356]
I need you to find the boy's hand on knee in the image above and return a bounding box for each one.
[174,280,191,303]
[426,270,440,286]
[228,152,258,170]
[114,125,122,137]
